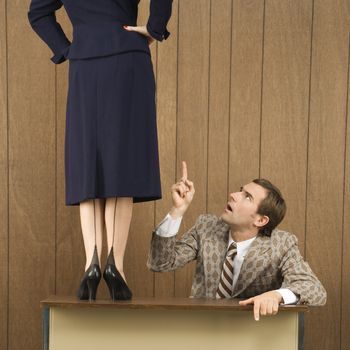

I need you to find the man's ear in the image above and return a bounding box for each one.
[254,214,269,229]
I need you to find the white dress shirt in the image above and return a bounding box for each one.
[155,213,298,304]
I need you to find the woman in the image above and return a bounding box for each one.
[27,0,173,301]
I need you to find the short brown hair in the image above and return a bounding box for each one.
[252,179,286,236]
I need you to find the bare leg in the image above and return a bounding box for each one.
[105,197,133,281]
[80,198,105,270]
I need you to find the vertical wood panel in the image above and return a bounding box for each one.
[8,0,56,349]
[175,0,210,296]
[260,0,312,253]
[341,35,350,350]
[0,0,8,349]
[229,0,264,193]
[207,0,231,216]
[125,0,155,297]
[154,0,178,297]
[305,1,349,349]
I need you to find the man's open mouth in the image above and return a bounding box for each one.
[226,203,233,212]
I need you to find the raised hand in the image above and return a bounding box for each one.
[169,161,195,219]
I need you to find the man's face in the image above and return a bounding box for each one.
[221,182,269,230]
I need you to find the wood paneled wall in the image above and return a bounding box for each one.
[0,1,349,349]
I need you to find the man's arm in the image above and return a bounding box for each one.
[147,161,197,272]
[279,234,327,306]
[239,232,326,320]
[147,215,204,272]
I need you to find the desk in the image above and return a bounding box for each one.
[41,296,308,350]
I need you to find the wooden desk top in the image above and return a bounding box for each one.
[41,296,309,312]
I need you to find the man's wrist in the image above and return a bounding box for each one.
[169,206,186,219]
[275,288,298,304]
[272,291,283,303]
[155,213,182,237]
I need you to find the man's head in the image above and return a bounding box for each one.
[220,179,286,237]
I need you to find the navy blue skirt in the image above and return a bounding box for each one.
[65,51,161,205]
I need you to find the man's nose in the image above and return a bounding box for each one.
[229,192,237,202]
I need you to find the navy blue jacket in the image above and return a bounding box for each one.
[28,0,173,64]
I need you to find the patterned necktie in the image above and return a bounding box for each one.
[216,242,237,299]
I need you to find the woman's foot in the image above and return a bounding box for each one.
[77,245,101,301]
[103,247,132,301]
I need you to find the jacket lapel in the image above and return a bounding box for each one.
[232,234,271,297]
[202,219,230,297]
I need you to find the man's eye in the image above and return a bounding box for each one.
[246,195,251,200]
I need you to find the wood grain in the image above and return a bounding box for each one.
[40,295,309,312]
[207,0,232,216]
[228,0,264,194]
[8,1,56,349]
[154,0,179,297]
[260,0,312,254]
[174,0,210,297]
[341,34,350,350]
[0,0,8,348]
[305,0,349,349]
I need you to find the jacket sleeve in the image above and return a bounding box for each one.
[146,0,173,42]
[279,234,327,306]
[147,214,203,272]
[28,0,71,64]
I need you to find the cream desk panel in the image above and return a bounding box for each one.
[49,307,298,350]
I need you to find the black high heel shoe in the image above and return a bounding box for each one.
[103,247,132,301]
[77,245,101,301]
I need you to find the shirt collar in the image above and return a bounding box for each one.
[228,231,257,257]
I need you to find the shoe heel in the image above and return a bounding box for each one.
[103,247,132,301]
[77,279,88,300]
[104,274,116,301]
[87,278,98,301]
[77,245,101,301]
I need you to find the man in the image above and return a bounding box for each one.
[147,162,326,320]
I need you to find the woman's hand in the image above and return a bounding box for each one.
[123,25,155,45]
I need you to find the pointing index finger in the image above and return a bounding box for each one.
[182,161,188,181]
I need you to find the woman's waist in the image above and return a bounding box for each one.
[66,22,150,59]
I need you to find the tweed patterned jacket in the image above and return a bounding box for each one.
[147,214,327,305]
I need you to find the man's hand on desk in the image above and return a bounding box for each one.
[238,291,283,321]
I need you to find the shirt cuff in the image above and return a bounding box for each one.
[275,288,299,305]
[155,213,183,237]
